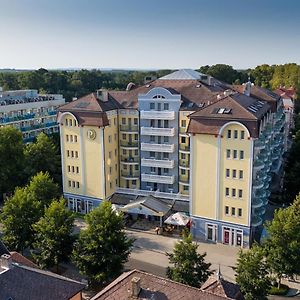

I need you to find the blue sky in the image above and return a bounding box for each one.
[0,0,300,69]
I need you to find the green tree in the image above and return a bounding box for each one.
[166,231,211,287]
[24,133,61,185]
[1,187,42,253]
[0,127,24,198]
[72,201,133,285]
[27,172,60,209]
[264,195,300,286]
[251,64,274,88]
[235,244,270,300]
[32,198,74,270]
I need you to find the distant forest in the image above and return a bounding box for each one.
[0,64,299,101]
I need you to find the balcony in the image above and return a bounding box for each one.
[141,127,175,137]
[252,180,264,190]
[120,156,139,164]
[179,144,190,152]
[253,159,265,170]
[121,170,139,180]
[254,139,266,150]
[252,197,263,208]
[179,127,188,135]
[141,158,174,168]
[140,110,175,120]
[251,215,262,227]
[179,175,189,185]
[141,142,175,153]
[141,173,175,184]
[119,125,139,132]
[179,159,190,169]
[120,141,139,148]
[254,206,266,217]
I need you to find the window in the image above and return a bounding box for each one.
[181,120,186,127]
[122,118,126,125]
[150,135,155,142]
[123,165,127,170]
[76,182,80,188]
[150,103,155,110]
[68,180,71,187]
[234,130,238,139]
[206,224,217,242]
[71,151,74,158]
[181,136,186,143]
[181,153,186,159]
[134,118,138,125]
[232,169,237,178]
[164,168,169,174]
[231,207,236,216]
[66,135,69,142]
[164,103,169,110]
[239,170,244,179]
[108,135,111,143]
[240,130,245,139]
[109,167,112,174]
[114,133,117,141]
[164,136,169,142]
[240,150,244,160]
[232,188,236,197]
[72,181,75,188]
[110,182,112,189]
[67,150,70,157]
[122,149,126,155]
[65,119,68,126]
[182,169,186,175]
[75,151,78,158]
[157,103,161,111]
[163,153,169,159]
[233,150,238,159]
[70,135,73,142]
[135,134,138,141]
[69,119,73,126]
[132,180,137,186]
[115,179,118,185]
[225,187,229,196]
[238,208,242,217]
[76,166,79,174]
[134,149,138,155]
[67,165,71,172]
[164,120,169,128]
[227,130,231,138]
[226,149,231,159]
[226,169,230,178]
[150,167,155,173]
[74,135,77,142]
[109,151,112,159]
[72,166,75,173]
[115,164,118,171]
[122,134,126,140]
[135,165,139,170]
[150,151,155,158]
[183,186,189,191]
[238,189,243,198]
[225,206,229,215]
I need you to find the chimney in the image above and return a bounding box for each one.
[1,254,12,269]
[97,89,109,102]
[131,277,141,298]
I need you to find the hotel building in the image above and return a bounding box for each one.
[57,69,286,247]
[0,89,65,142]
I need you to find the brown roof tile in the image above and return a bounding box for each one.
[91,270,228,300]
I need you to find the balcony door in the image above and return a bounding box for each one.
[158,168,161,175]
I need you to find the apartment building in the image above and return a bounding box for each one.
[0,89,65,142]
[57,69,286,247]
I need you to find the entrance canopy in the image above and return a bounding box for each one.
[164,212,190,226]
[119,195,171,217]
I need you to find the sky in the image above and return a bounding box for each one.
[0,0,300,70]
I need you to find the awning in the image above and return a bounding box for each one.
[164,212,190,226]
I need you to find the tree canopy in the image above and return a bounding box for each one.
[32,198,74,269]
[166,231,211,287]
[72,201,133,285]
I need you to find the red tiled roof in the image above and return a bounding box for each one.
[10,252,38,268]
[91,269,229,300]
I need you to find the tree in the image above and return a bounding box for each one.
[251,64,274,88]
[72,201,133,285]
[166,231,211,287]
[264,195,300,286]
[1,187,42,253]
[27,172,59,208]
[235,244,270,300]
[24,133,61,185]
[0,127,24,198]
[32,198,74,270]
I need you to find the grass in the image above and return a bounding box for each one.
[269,283,289,295]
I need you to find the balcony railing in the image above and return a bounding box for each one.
[0,111,57,124]
[179,127,188,134]
[141,158,174,168]
[140,110,175,120]
[121,170,139,179]
[120,156,139,163]
[119,125,139,132]
[179,144,190,152]
[141,127,175,136]
[179,159,190,168]
[120,141,139,148]
[141,173,175,184]
[20,122,58,132]
[179,175,189,184]
[251,215,262,227]
[141,142,175,153]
